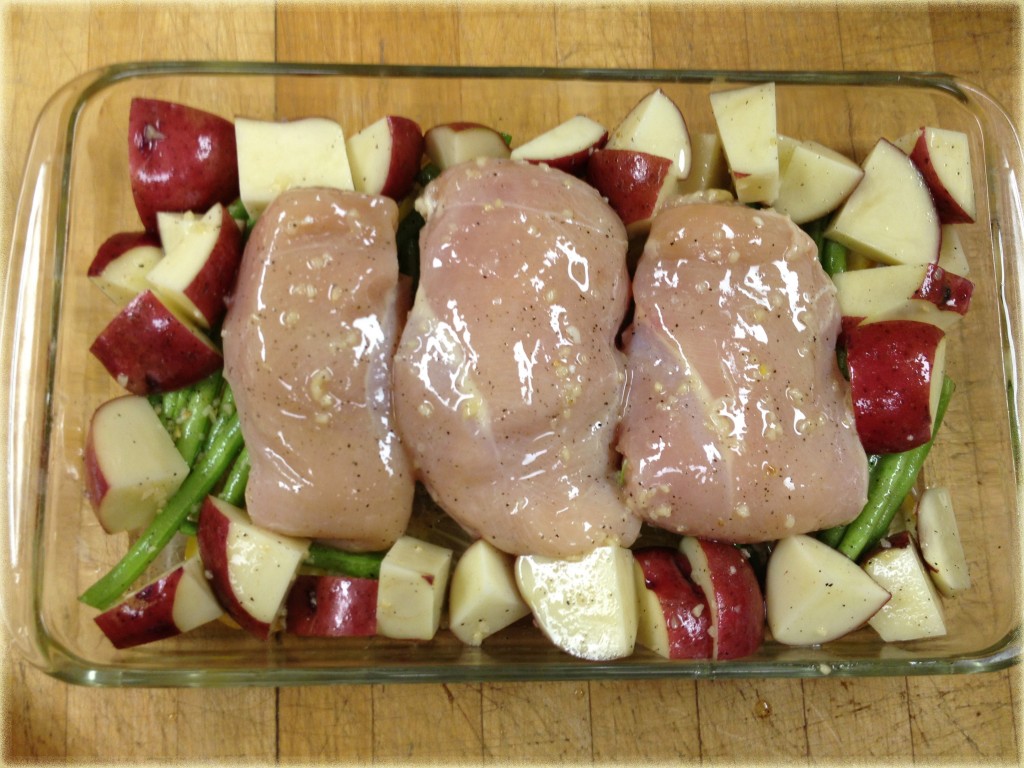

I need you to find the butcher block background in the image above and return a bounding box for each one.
[2,1,1021,764]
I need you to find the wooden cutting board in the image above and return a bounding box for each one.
[3,2,1019,763]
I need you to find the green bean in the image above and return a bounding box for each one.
[148,393,165,424]
[837,376,955,561]
[227,197,256,238]
[175,372,223,467]
[217,446,250,508]
[227,198,249,221]
[801,215,828,255]
[305,543,386,580]
[176,445,249,536]
[816,524,848,548]
[396,209,425,281]
[201,382,236,455]
[799,218,846,277]
[820,238,848,277]
[415,163,441,187]
[158,388,188,434]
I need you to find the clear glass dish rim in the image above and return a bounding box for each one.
[4,60,1022,687]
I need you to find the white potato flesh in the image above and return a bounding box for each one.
[864,539,947,642]
[91,244,163,305]
[223,510,310,627]
[938,226,971,275]
[157,210,200,253]
[833,263,927,316]
[515,545,638,661]
[606,89,691,178]
[766,535,890,646]
[87,395,189,533]
[632,560,677,658]
[424,124,510,170]
[172,556,226,632]
[921,127,976,219]
[146,203,223,327]
[376,535,453,640]
[235,116,354,218]
[825,139,940,266]
[510,115,607,164]
[832,264,965,332]
[448,539,530,646]
[928,337,948,423]
[709,82,779,204]
[677,132,728,195]
[896,127,976,222]
[773,135,864,224]
[345,116,395,194]
[916,487,971,597]
[158,209,245,250]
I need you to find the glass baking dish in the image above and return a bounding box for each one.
[3,62,1022,687]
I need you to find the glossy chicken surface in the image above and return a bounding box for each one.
[618,198,868,542]
[393,158,641,558]
[222,187,414,551]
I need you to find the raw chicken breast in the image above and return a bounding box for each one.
[222,187,414,551]
[618,198,868,542]
[393,158,640,558]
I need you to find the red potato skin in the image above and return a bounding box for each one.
[89,290,223,395]
[82,418,109,521]
[443,121,502,135]
[860,531,919,573]
[93,566,185,649]
[87,231,161,277]
[424,122,510,170]
[196,496,273,640]
[177,204,244,327]
[912,263,974,315]
[683,539,765,660]
[844,320,945,455]
[585,149,672,227]
[839,315,866,345]
[522,132,608,177]
[379,116,426,200]
[285,575,378,637]
[634,547,713,659]
[908,132,974,224]
[129,98,240,232]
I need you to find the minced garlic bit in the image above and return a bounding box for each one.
[651,504,672,520]
[462,396,481,419]
[309,368,335,408]
[289,282,318,299]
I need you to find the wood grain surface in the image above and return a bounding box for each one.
[2,2,1021,764]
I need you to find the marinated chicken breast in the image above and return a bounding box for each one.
[222,187,414,551]
[618,199,868,542]
[393,158,640,558]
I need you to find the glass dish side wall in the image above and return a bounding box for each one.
[6,63,1021,685]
